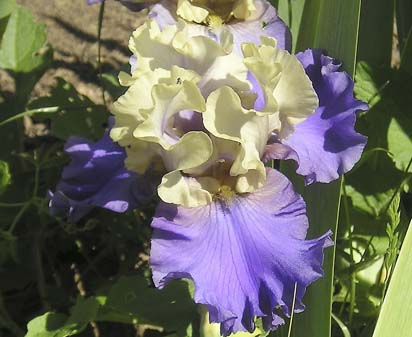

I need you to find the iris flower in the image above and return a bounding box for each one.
[53,1,367,335]
[113,20,364,334]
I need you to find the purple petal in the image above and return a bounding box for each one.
[49,130,157,222]
[151,168,332,335]
[266,49,368,184]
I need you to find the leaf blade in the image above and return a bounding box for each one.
[372,220,412,337]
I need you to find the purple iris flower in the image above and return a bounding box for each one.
[49,127,157,222]
[148,50,366,334]
[56,3,366,334]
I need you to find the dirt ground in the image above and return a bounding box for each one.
[5,0,146,103]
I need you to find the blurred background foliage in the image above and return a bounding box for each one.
[0,0,411,336]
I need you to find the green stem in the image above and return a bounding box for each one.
[8,202,31,234]
[8,160,41,233]
[0,202,27,208]
[0,105,102,127]
[32,162,40,198]
[360,156,412,262]
[342,177,356,327]
[34,228,50,311]
[97,1,107,106]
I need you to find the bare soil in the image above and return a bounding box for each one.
[5,0,146,103]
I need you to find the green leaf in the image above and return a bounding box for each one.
[275,0,306,52]
[278,1,362,337]
[102,277,197,336]
[345,152,403,218]
[25,312,77,337]
[296,0,362,74]
[396,0,412,53]
[0,0,15,42]
[372,219,412,337]
[357,0,395,67]
[0,0,16,20]
[25,298,101,337]
[25,277,197,337]
[0,160,11,195]
[0,5,51,73]
[28,78,108,140]
[354,62,412,172]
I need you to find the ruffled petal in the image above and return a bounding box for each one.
[227,0,292,53]
[266,49,368,184]
[49,132,156,222]
[151,168,332,335]
[149,0,292,55]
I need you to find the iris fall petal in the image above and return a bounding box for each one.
[151,168,332,335]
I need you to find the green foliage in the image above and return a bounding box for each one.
[28,78,108,140]
[25,277,197,337]
[396,0,412,53]
[1,2,411,337]
[0,5,51,73]
[372,220,412,337]
[346,62,412,221]
[0,0,16,43]
[295,0,362,73]
[0,161,11,195]
[274,0,306,52]
[357,0,394,67]
[0,0,16,20]
[277,1,362,337]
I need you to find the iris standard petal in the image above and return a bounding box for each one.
[49,132,155,222]
[265,49,368,184]
[151,168,332,335]
[149,0,292,54]
[227,0,292,53]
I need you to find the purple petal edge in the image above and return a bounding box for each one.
[49,130,156,222]
[265,49,368,184]
[150,168,332,335]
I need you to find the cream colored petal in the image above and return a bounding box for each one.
[110,68,169,146]
[157,131,214,207]
[124,142,159,174]
[235,167,266,193]
[203,86,270,190]
[160,131,213,172]
[271,48,319,138]
[176,0,209,23]
[129,20,183,72]
[242,42,282,113]
[232,0,256,19]
[198,53,250,97]
[175,35,228,74]
[133,80,206,148]
[158,171,212,207]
